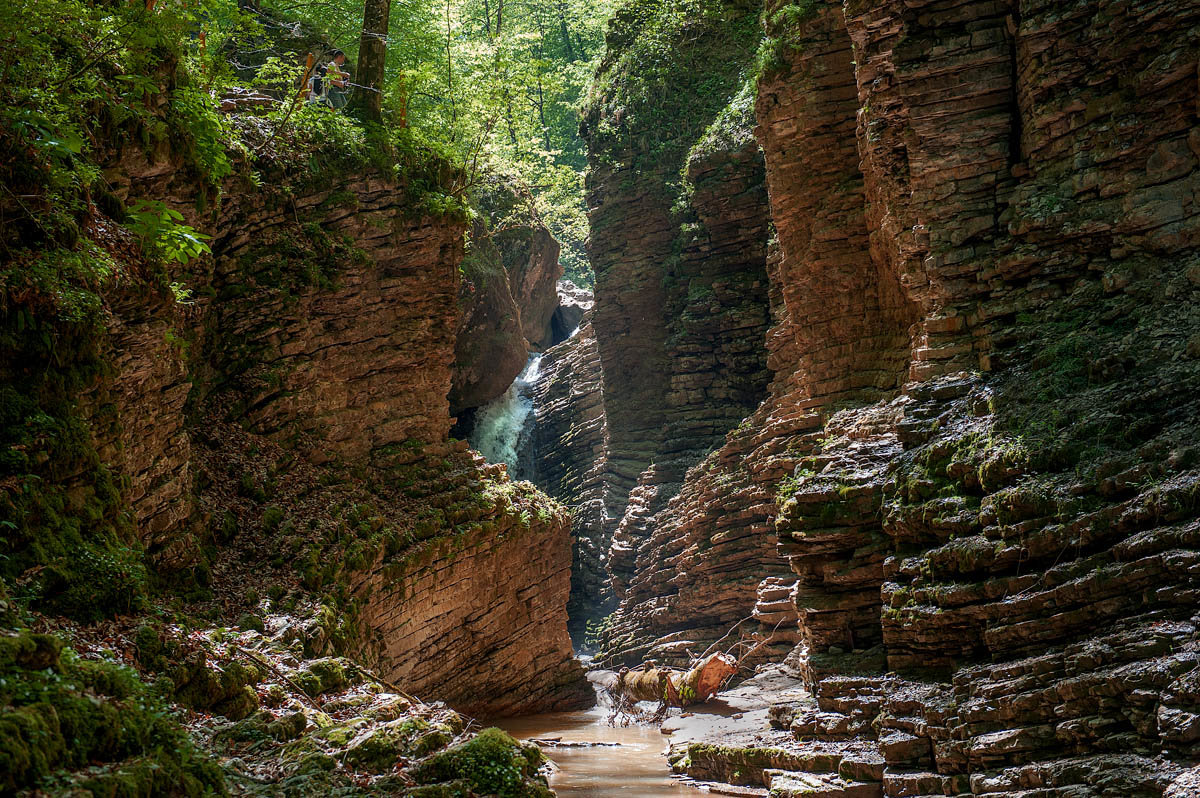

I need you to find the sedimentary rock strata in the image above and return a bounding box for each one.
[590,0,1200,794]
[451,216,530,415]
[359,459,591,716]
[529,317,619,641]
[583,0,772,523]
[551,279,593,343]
[93,288,199,569]
[204,175,465,460]
[580,2,779,649]
[55,153,591,716]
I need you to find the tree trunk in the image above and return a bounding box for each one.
[351,0,390,122]
[611,653,737,707]
[555,0,576,61]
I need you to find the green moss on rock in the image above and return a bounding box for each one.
[0,631,226,795]
[410,727,552,798]
[171,654,260,720]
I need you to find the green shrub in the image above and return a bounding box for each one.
[38,543,149,622]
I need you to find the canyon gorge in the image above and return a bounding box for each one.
[2,0,1199,796]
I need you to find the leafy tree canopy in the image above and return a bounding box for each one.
[260,0,617,285]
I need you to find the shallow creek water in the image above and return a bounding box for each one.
[499,702,703,797]
[498,667,808,797]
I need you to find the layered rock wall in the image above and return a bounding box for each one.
[529,317,618,641]
[641,0,1200,795]
[72,154,590,717]
[93,290,198,568]
[581,3,777,644]
[358,462,591,717]
[205,176,463,460]
[583,0,772,523]
[451,217,530,415]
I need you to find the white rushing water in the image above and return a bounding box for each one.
[469,353,543,474]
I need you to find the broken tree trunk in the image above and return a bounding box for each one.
[613,653,737,708]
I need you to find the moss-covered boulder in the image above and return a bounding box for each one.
[171,652,261,720]
[0,631,227,795]
[343,717,455,773]
[410,727,552,798]
[292,656,354,697]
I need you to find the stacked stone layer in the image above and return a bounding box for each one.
[82,155,590,717]
[528,316,620,641]
[591,0,1200,794]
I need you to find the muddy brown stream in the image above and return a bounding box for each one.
[499,666,808,796]
[500,702,703,797]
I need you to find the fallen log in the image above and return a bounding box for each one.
[613,652,738,708]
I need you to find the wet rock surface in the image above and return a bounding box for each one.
[552,280,593,343]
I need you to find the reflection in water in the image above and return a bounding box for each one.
[501,703,702,797]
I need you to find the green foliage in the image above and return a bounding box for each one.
[0,0,244,248]
[0,1,258,625]
[0,367,151,621]
[690,75,758,162]
[270,0,615,285]
[262,505,287,532]
[411,728,552,798]
[0,633,227,795]
[170,83,241,186]
[39,544,149,622]
[126,200,214,264]
[756,0,821,81]
[587,0,763,169]
[583,612,616,650]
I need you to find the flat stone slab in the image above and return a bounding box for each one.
[767,771,883,798]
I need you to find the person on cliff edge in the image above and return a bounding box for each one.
[324,50,350,110]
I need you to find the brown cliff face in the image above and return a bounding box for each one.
[203,176,464,461]
[639,0,1200,795]
[582,4,776,648]
[93,288,199,570]
[451,217,530,416]
[528,316,619,641]
[59,152,590,717]
[350,457,590,717]
[199,169,587,715]
[552,279,592,341]
[451,180,565,414]
[583,0,772,526]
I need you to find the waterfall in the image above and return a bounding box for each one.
[468,353,543,477]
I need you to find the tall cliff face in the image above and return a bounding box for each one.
[7,138,589,722]
[582,0,775,628]
[451,179,564,415]
[609,0,1200,795]
[529,315,619,641]
[203,175,464,460]
[0,8,588,792]
[184,164,587,715]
